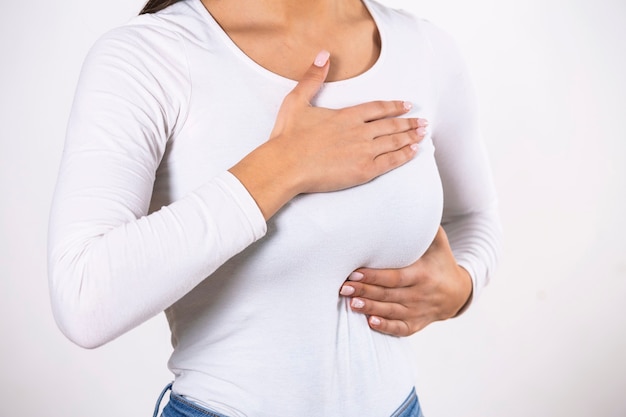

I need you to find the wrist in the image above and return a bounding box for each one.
[452,265,473,317]
[229,141,302,220]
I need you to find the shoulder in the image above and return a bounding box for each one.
[365,0,464,67]
[71,2,207,137]
[364,0,439,36]
[78,1,211,104]
[86,0,210,72]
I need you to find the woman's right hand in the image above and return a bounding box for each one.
[229,50,427,220]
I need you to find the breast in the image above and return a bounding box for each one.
[263,134,443,276]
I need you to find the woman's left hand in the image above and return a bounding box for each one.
[339,226,473,337]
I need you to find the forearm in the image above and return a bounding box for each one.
[442,202,502,303]
[48,171,266,349]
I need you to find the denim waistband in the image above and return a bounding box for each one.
[390,387,423,417]
[154,383,228,417]
[154,383,423,417]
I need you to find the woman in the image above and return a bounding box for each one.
[48,0,501,415]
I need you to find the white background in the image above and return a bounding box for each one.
[1,0,625,415]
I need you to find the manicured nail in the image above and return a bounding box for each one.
[348,272,364,281]
[410,143,419,152]
[403,101,413,111]
[416,127,427,136]
[314,50,330,67]
[417,119,429,127]
[370,317,381,326]
[351,298,365,309]
[340,285,355,296]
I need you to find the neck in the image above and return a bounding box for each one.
[199,0,379,83]
[202,0,364,29]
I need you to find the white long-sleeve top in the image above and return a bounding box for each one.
[48,0,501,415]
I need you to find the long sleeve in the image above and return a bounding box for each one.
[47,24,266,349]
[427,22,503,299]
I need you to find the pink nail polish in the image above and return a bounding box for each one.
[417,119,429,127]
[314,50,330,67]
[370,317,381,326]
[348,272,364,281]
[410,143,419,152]
[403,101,413,111]
[340,286,355,296]
[416,127,427,136]
[351,298,365,309]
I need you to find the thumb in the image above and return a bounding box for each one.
[290,50,330,104]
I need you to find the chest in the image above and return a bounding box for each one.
[150,27,443,266]
[154,41,436,192]
[200,1,380,83]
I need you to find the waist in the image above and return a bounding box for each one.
[167,295,416,416]
[163,386,422,417]
[170,369,416,417]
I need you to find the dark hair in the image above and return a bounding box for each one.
[140,0,183,14]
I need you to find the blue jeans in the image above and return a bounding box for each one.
[154,383,424,417]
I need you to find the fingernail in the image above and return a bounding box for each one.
[417,119,429,127]
[351,298,365,309]
[410,143,419,152]
[340,285,355,296]
[348,272,364,281]
[403,101,413,111]
[370,316,381,326]
[416,127,427,136]
[314,50,330,67]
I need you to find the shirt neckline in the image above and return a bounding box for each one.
[190,0,387,87]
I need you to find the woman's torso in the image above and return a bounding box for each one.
[142,1,443,415]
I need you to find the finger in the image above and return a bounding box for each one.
[348,268,409,288]
[370,127,428,157]
[289,50,331,104]
[368,316,426,337]
[345,100,413,122]
[348,297,408,321]
[365,117,420,139]
[351,298,435,336]
[340,282,408,304]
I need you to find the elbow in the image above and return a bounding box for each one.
[57,319,109,349]
[48,262,118,350]
[48,222,128,349]
[50,293,115,350]
[60,327,109,350]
